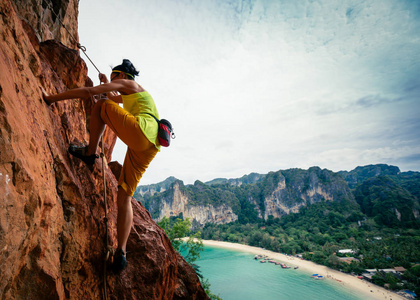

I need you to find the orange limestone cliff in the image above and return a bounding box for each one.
[0,0,208,299]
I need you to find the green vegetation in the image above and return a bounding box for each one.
[157,216,222,300]
[157,216,203,264]
[138,165,420,297]
[200,200,420,296]
[338,164,400,189]
[354,176,419,228]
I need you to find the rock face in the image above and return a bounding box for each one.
[139,167,356,226]
[139,180,240,226]
[0,0,207,299]
[134,176,178,196]
[157,182,238,227]
[12,0,79,49]
[262,168,355,219]
[140,165,420,229]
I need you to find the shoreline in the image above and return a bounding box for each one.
[201,240,405,300]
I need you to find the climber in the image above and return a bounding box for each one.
[43,59,160,273]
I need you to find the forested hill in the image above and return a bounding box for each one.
[134,164,420,229]
[135,164,420,296]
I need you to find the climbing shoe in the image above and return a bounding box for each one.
[111,249,127,273]
[68,145,98,166]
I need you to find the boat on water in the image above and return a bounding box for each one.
[294,266,299,269]
[260,260,266,263]
[315,275,324,280]
[281,264,291,269]
[311,274,319,277]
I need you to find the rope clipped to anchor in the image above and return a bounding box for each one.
[45,1,101,73]
[45,2,111,299]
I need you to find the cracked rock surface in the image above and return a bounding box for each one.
[0,0,207,299]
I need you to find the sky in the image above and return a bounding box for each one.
[77,0,420,185]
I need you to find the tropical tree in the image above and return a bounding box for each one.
[157,217,222,300]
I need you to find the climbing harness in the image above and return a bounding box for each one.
[45,2,111,299]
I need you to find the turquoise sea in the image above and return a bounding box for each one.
[196,245,365,300]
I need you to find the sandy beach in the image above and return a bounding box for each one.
[201,240,405,300]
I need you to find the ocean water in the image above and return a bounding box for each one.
[196,245,365,300]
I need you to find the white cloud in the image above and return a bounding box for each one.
[78,0,420,185]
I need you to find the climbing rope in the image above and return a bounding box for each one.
[45,2,111,299]
[101,136,110,300]
[44,1,101,73]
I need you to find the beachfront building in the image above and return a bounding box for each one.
[362,267,407,281]
[393,266,406,274]
[338,249,356,254]
[338,257,360,264]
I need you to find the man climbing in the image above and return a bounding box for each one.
[43,59,160,273]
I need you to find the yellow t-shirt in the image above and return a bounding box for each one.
[122,91,160,151]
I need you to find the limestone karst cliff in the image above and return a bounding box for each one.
[158,181,238,227]
[0,0,208,299]
[138,180,240,227]
[138,167,356,226]
[261,167,355,219]
[138,165,419,229]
